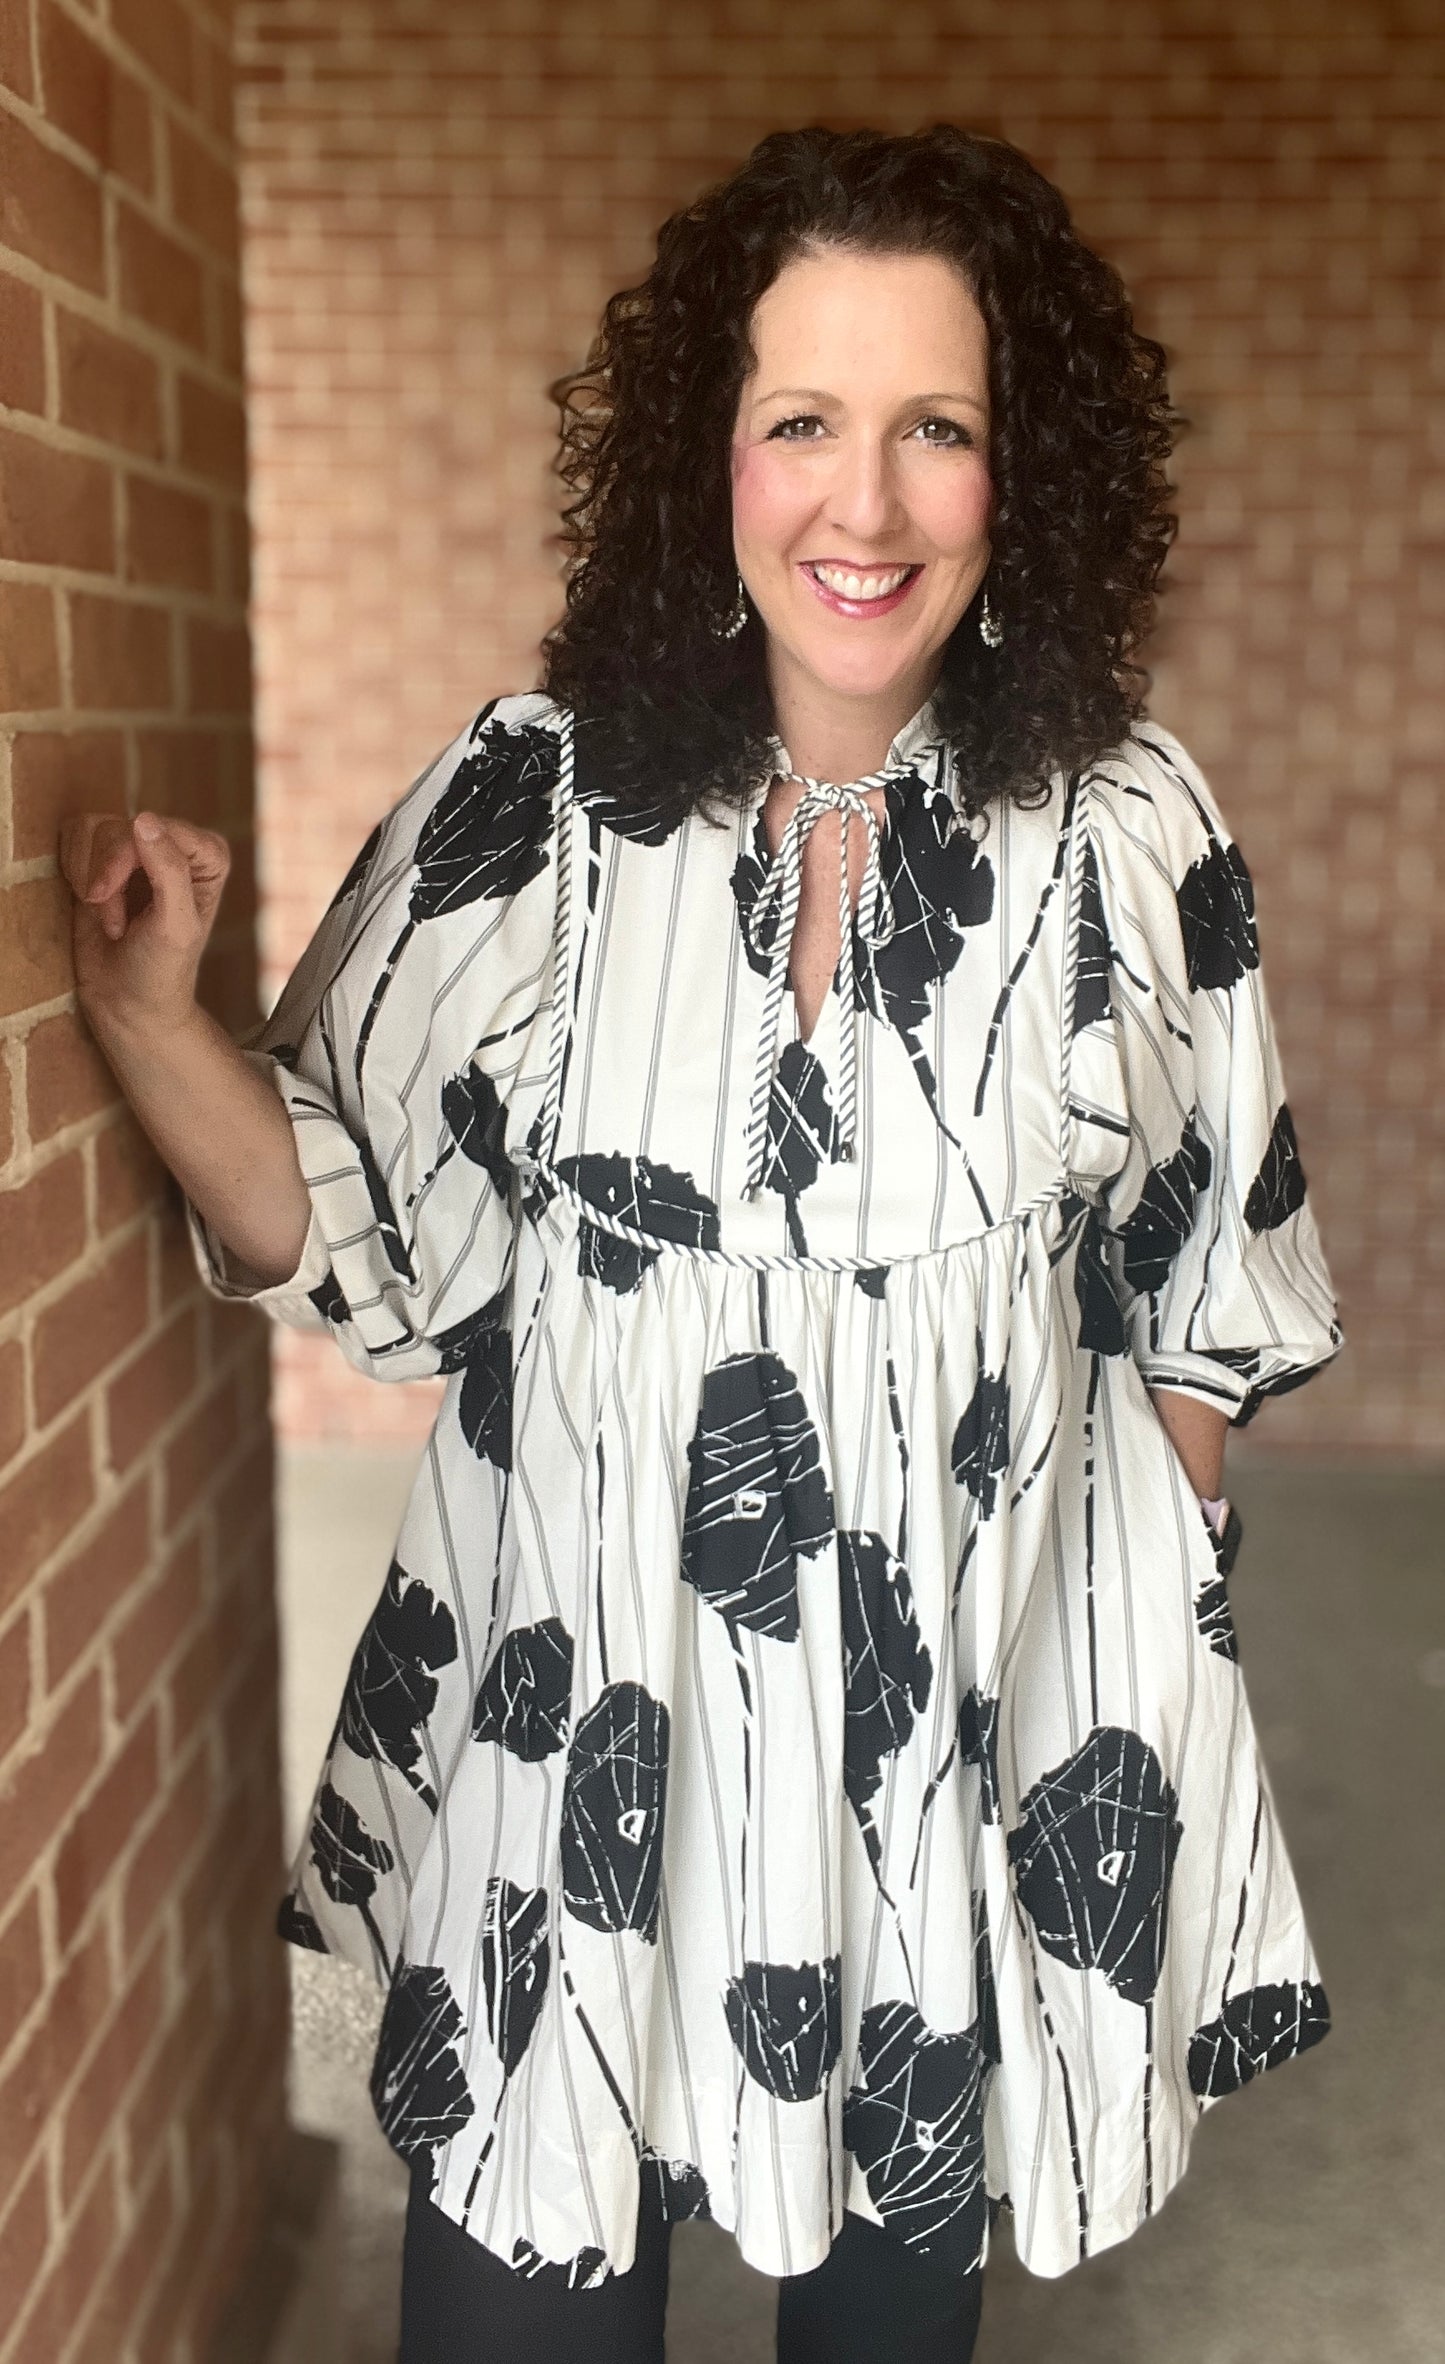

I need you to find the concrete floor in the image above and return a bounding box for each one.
[275,1447,1445,2364]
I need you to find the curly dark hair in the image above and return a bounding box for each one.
[539,123,1180,829]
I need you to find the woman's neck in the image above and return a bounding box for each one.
[765,657,941,786]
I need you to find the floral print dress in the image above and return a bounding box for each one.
[186,688,1343,2287]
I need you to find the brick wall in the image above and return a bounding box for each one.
[0,3,291,2356]
[237,0,1443,1459]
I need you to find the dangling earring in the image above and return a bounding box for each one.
[978,584,1003,649]
[713,572,749,642]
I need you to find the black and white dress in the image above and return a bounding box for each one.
[186,688,1343,2287]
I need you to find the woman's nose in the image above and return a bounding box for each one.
[822,436,907,544]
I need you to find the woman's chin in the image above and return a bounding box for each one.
[780,643,938,707]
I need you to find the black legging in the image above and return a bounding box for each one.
[398,2162,984,2363]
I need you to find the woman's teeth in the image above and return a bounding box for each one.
[809,562,915,601]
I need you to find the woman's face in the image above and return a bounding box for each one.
[730,245,994,723]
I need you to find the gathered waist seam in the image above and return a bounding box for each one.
[515,1155,1076,1274]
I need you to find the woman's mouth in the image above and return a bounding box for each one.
[802,560,923,617]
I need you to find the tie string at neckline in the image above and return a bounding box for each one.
[739,757,913,1204]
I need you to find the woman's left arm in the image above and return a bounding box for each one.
[1147,1386,1227,1500]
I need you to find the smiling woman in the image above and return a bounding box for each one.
[76,117,1342,2364]
[540,123,1177,833]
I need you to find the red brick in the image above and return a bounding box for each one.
[92,1117,167,1241]
[103,1308,200,1478]
[0,272,45,415]
[0,875,73,1021]
[0,423,114,572]
[33,1231,151,1428]
[167,1591,225,1762]
[0,2161,51,2325]
[57,1939,166,2206]
[24,1009,119,1146]
[134,725,235,828]
[192,22,235,145]
[0,1155,86,1335]
[0,0,34,99]
[167,118,238,267]
[0,1894,46,2051]
[109,0,194,108]
[9,2146,118,2363]
[0,1674,103,1934]
[186,617,252,716]
[109,1531,204,1725]
[37,5,153,194]
[0,1340,24,1470]
[0,583,61,713]
[42,1476,151,1690]
[161,1370,246,1534]
[56,310,164,460]
[176,373,246,488]
[0,1612,31,1758]
[11,732,127,866]
[121,1770,210,1966]
[75,2148,172,2363]
[0,1399,93,1626]
[0,110,104,293]
[53,1707,161,1954]
[125,474,213,592]
[116,201,206,355]
[69,592,172,711]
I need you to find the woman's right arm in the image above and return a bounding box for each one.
[61,808,313,1288]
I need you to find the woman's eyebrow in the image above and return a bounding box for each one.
[756,384,989,418]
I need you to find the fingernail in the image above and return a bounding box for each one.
[134,812,160,839]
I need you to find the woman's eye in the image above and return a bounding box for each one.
[768,414,826,441]
[915,417,972,448]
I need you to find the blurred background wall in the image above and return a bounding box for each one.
[234,0,1442,1462]
[0,0,294,2354]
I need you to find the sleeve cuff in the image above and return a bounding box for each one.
[1135,1351,1256,1419]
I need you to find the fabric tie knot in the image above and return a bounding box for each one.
[741,777,899,1203]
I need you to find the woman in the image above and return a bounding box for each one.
[65,125,1342,2364]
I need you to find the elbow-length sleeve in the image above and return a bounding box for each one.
[184,691,567,1383]
[1068,725,1344,1425]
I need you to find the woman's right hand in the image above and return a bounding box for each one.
[59,810,233,1040]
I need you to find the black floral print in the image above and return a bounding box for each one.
[1008,1726,1183,2007]
[187,695,1341,2284]
[473,1618,574,1759]
[511,2239,612,2288]
[646,2153,712,2221]
[725,1956,842,2102]
[951,1356,1012,1517]
[1115,1112,1212,1299]
[958,1689,1002,1827]
[843,2000,988,2275]
[1244,1102,1309,1232]
[839,1530,933,1857]
[440,1060,511,1199]
[337,1558,458,1812]
[481,1877,551,2077]
[552,1152,721,1293]
[1071,834,1113,1034]
[371,1960,476,2192]
[1175,837,1259,991]
[560,1681,670,1942]
[456,1302,511,1467]
[1188,1979,1330,2096]
[680,1351,834,1642]
[759,1040,839,1256]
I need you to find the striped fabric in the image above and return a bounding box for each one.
[186,688,1342,2285]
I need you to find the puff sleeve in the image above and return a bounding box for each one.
[184,692,567,1383]
[1067,725,1344,1425]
